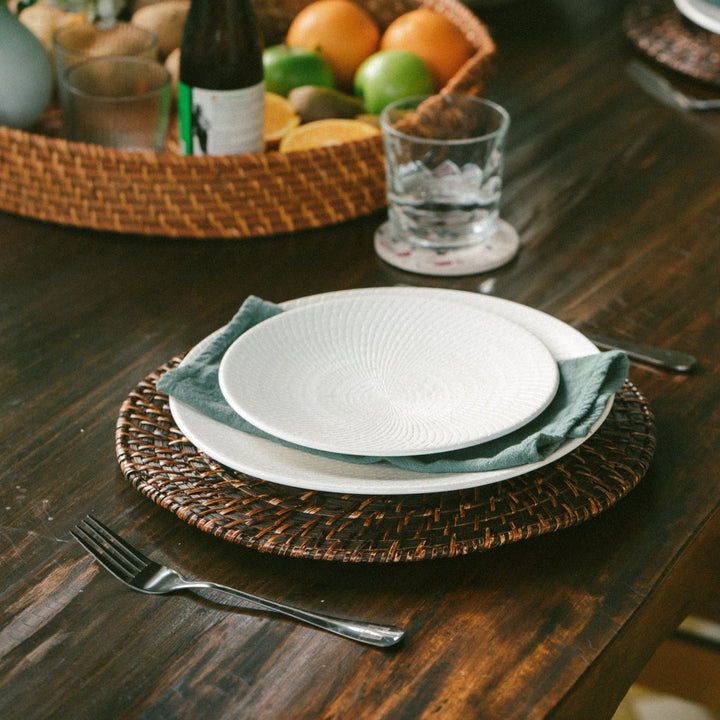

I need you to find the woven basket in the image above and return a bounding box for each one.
[0,0,496,238]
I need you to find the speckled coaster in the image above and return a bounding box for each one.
[374,219,519,277]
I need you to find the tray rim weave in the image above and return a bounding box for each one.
[0,0,496,239]
[115,358,656,563]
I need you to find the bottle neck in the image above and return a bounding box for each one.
[180,0,264,90]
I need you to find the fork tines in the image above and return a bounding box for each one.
[71,515,149,580]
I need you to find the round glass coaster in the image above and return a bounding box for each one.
[374,218,520,277]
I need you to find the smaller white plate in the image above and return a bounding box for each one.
[218,294,559,457]
[675,0,720,33]
[171,288,608,494]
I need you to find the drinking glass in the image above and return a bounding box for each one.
[375,94,517,276]
[52,21,158,82]
[62,55,171,151]
[52,21,158,121]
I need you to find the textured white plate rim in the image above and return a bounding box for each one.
[168,288,612,495]
[217,294,559,456]
[674,0,720,33]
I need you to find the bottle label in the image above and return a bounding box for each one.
[178,80,265,155]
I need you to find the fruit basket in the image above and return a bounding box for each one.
[0,0,495,238]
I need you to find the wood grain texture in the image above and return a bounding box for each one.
[1,0,718,718]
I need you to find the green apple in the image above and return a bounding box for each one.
[263,45,335,97]
[353,50,434,115]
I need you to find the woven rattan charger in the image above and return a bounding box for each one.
[116,358,656,563]
[625,0,720,86]
[0,0,496,239]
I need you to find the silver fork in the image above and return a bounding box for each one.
[627,60,720,111]
[71,515,404,648]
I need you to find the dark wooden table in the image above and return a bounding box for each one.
[1,1,718,718]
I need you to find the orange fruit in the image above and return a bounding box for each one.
[286,0,379,89]
[278,118,379,152]
[264,92,301,148]
[380,9,474,89]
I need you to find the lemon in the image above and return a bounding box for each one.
[264,92,301,148]
[278,118,380,152]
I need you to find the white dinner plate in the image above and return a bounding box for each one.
[170,287,611,495]
[674,0,720,33]
[218,294,559,456]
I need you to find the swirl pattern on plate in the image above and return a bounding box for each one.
[219,294,559,456]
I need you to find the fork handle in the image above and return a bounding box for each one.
[182,580,405,648]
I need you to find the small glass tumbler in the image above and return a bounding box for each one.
[52,21,159,82]
[52,21,158,117]
[62,55,171,151]
[380,94,510,252]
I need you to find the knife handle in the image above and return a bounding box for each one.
[585,333,696,373]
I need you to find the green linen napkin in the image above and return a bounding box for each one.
[157,296,629,473]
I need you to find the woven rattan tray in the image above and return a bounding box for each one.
[0,0,495,238]
[115,359,656,563]
[625,0,720,86]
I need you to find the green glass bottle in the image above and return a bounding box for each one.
[178,0,264,155]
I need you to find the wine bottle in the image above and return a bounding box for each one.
[178,0,264,156]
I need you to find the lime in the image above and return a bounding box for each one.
[263,44,335,97]
[353,49,434,115]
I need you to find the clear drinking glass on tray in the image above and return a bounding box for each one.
[52,21,159,140]
[62,55,171,151]
[52,21,159,83]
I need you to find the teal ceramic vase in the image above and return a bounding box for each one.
[0,1,53,129]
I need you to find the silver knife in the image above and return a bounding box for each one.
[439,283,697,374]
[585,333,696,373]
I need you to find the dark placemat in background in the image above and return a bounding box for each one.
[625,0,720,86]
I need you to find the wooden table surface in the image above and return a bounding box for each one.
[1,1,718,718]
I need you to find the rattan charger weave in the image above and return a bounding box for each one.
[625,0,720,86]
[0,0,496,239]
[116,359,656,563]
